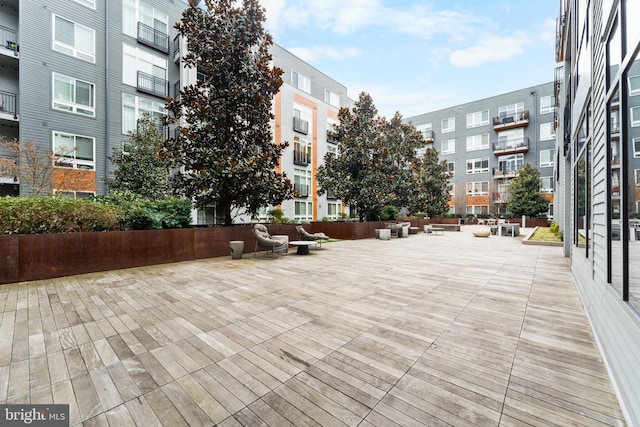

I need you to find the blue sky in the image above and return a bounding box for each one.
[260,0,560,118]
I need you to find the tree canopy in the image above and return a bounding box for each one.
[163,0,294,224]
[106,114,171,200]
[316,92,442,221]
[409,146,452,217]
[506,162,549,217]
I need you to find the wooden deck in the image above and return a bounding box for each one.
[0,226,627,426]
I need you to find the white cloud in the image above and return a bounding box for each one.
[449,31,531,67]
[287,45,361,63]
[538,17,557,43]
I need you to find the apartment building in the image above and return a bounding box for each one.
[0,0,351,223]
[405,82,557,219]
[555,0,640,423]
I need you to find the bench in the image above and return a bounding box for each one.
[431,227,444,236]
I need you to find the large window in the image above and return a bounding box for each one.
[123,0,168,39]
[327,202,341,219]
[324,89,339,107]
[71,0,96,9]
[466,134,489,151]
[466,110,489,128]
[466,181,488,195]
[441,139,455,155]
[540,149,554,168]
[540,96,555,114]
[52,15,95,62]
[291,71,311,93]
[122,94,166,134]
[52,73,95,117]
[53,131,95,170]
[631,106,640,127]
[498,102,524,117]
[628,75,640,96]
[295,201,313,222]
[540,176,553,193]
[441,117,455,133]
[294,168,311,199]
[466,205,488,215]
[446,161,455,176]
[122,43,168,91]
[540,122,556,140]
[466,158,489,174]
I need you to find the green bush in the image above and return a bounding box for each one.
[0,196,121,234]
[153,198,192,229]
[380,205,397,221]
[124,206,163,230]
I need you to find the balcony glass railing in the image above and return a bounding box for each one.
[137,71,168,98]
[492,110,529,127]
[137,22,169,53]
[492,137,529,152]
[293,117,309,134]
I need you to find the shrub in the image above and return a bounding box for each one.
[380,205,397,221]
[0,196,121,234]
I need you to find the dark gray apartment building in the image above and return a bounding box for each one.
[405,82,557,219]
[555,0,640,423]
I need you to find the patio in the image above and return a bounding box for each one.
[0,226,627,426]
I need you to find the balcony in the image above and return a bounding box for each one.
[294,183,309,197]
[0,25,18,58]
[493,137,529,155]
[556,14,565,63]
[493,192,508,203]
[137,71,168,99]
[173,35,180,63]
[137,22,169,53]
[293,149,310,166]
[0,90,18,120]
[293,117,309,134]
[492,110,529,131]
[423,129,435,143]
[326,130,338,144]
[493,167,522,179]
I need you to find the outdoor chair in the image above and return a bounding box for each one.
[295,225,329,249]
[253,224,288,257]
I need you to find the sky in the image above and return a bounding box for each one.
[259,0,561,119]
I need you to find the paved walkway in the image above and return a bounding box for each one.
[0,226,627,426]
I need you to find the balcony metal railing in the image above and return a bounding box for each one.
[555,14,565,63]
[0,25,18,56]
[492,110,529,128]
[0,90,17,118]
[173,35,180,62]
[326,130,338,144]
[493,166,522,178]
[137,22,169,53]
[294,183,309,197]
[293,117,309,134]
[293,146,311,166]
[492,137,529,153]
[137,71,168,98]
[423,129,435,142]
[493,192,508,203]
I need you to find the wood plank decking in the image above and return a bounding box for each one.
[0,227,627,426]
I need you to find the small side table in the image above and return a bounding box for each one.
[289,241,316,255]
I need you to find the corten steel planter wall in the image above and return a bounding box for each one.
[0,221,410,285]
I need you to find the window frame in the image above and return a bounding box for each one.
[466,181,489,195]
[540,176,554,193]
[466,110,489,128]
[629,75,640,96]
[465,134,490,152]
[540,149,554,167]
[52,14,96,63]
[122,93,166,135]
[441,117,455,133]
[324,89,339,107]
[540,95,555,114]
[71,0,96,9]
[291,71,311,93]
[631,106,640,127]
[52,72,95,117]
[466,157,489,174]
[52,130,96,170]
[540,122,557,140]
[441,139,455,155]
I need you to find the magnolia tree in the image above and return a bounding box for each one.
[163,0,294,225]
[106,114,171,200]
[409,146,452,217]
[507,162,549,217]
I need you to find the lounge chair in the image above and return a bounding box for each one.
[253,224,288,257]
[295,225,329,249]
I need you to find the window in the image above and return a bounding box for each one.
[71,0,96,9]
[540,176,553,193]
[498,102,524,117]
[53,131,95,170]
[446,161,454,176]
[291,71,311,93]
[540,122,556,140]
[629,75,640,96]
[55,190,95,199]
[466,181,488,195]
[632,107,640,127]
[415,123,433,140]
[123,0,168,39]
[294,168,312,199]
[327,144,338,156]
[540,149,554,167]
[122,43,168,91]
[466,158,489,174]
[122,94,166,134]
[324,89,339,107]
[295,201,313,221]
[52,73,95,117]
[293,105,312,135]
[466,110,489,128]
[52,15,95,62]
[327,202,341,219]
[441,139,455,154]
[540,96,555,114]
[466,134,489,151]
[466,205,489,215]
[498,153,524,173]
[293,137,311,165]
[634,138,640,158]
[441,117,455,133]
